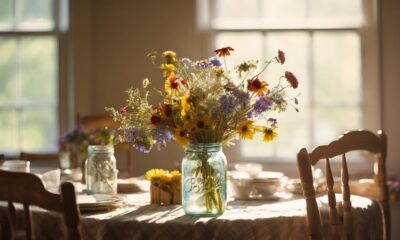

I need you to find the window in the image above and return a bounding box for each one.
[0,0,67,154]
[211,0,379,161]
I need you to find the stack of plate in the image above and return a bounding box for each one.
[0,160,30,172]
[229,171,285,200]
[77,194,122,213]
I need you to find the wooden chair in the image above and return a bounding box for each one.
[19,152,60,169]
[80,114,134,177]
[297,130,389,240]
[0,170,81,240]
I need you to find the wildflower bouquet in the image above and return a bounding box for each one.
[106,47,299,214]
[59,127,114,168]
[106,47,298,151]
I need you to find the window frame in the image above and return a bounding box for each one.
[201,0,381,176]
[0,0,70,155]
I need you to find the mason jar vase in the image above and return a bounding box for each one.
[181,143,227,216]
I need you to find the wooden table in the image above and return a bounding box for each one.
[0,179,383,240]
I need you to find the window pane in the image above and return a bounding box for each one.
[17,0,54,30]
[215,32,263,74]
[215,0,259,20]
[21,36,57,103]
[265,32,310,104]
[0,0,13,30]
[21,108,58,151]
[0,37,17,104]
[309,0,362,25]
[0,110,18,152]
[242,32,311,158]
[313,32,361,105]
[314,107,361,146]
[241,134,274,158]
[263,0,307,26]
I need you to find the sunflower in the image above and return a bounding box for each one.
[262,127,278,142]
[170,170,182,191]
[146,169,168,182]
[236,120,255,140]
[214,46,234,57]
[161,63,175,77]
[173,126,190,147]
[188,116,211,132]
[162,50,177,63]
[247,78,269,96]
[165,75,186,94]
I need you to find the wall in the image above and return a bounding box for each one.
[71,0,211,175]
[380,0,400,238]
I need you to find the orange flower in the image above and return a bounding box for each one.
[214,47,234,57]
[247,78,269,96]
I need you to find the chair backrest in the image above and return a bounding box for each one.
[0,170,81,240]
[19,152,60,169]
[80,114,134,177]
[297,130,389,240]
[20,152,59,162]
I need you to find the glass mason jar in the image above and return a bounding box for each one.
[182,143,227,216]
[85,145,118,194]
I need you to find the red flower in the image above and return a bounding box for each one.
[150,115,161,125]
[160,103,173,117]
[214,47,234,57]
[285,71,298,89]
[278,50,285,64]
[119,106,128,114]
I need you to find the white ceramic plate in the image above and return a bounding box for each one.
[77,194,122,212]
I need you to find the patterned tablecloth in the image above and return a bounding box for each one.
[0,180,383,240]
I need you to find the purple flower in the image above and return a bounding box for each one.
[219,95,237,114]
[124,128,152,153]
[231,88,250,106]
[196,60,210,69]
[248,95,273,117]
[154,128,173,144]
[209,57,222,67]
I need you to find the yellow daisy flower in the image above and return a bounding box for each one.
[146,169,168,182]
[160,172,172,184]
[236,120,255,140]
[161,63,175,77]
[262,127,278,142]
[171,170,182,191]
[162,50,177,63]
[173,126,190,147]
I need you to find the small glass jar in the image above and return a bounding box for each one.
[181,143,227,216]
[85,145,118,194]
